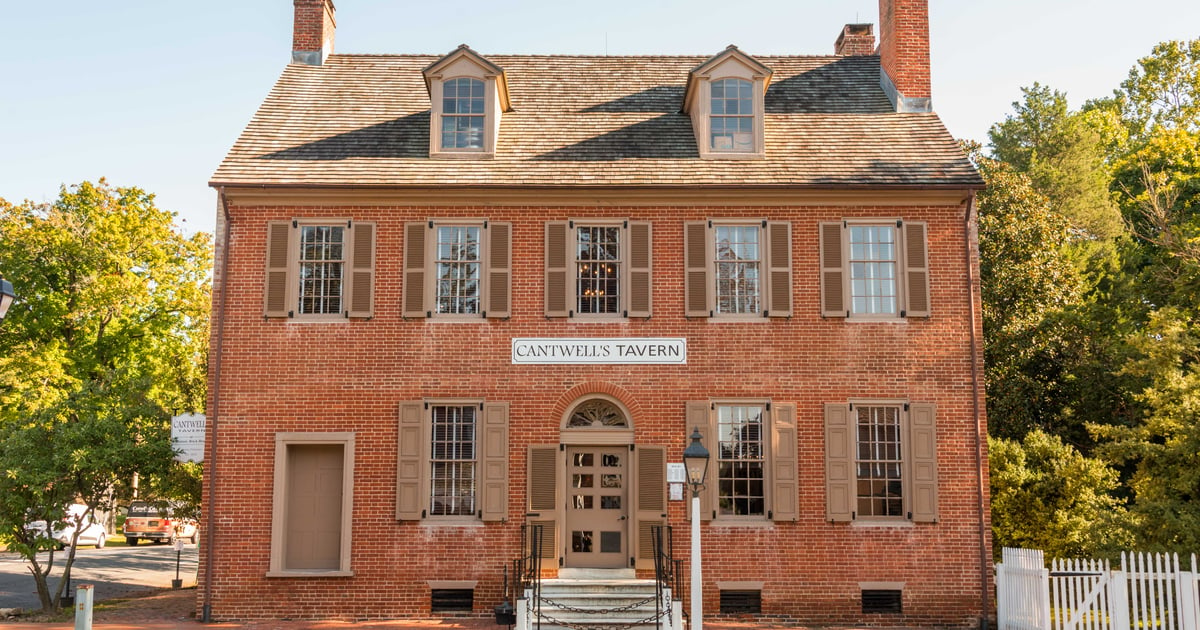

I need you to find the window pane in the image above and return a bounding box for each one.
[716,404,765,516]
[297,225,345,315]
[429,405,477,516]
[710,79,754,152]
[848,225,899,315]
[855,406,903,517]
[441,78,485,149]
[576,225,622,314]
[435,225,481,315]
[714,225,761,314]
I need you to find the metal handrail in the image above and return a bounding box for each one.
[651,524,675,630]
[515,523,544,630]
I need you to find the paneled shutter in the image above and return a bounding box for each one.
[766,221,793,318]
[347,222,376,318]
[819,222,847,318]
[771,403,798,522]
[684,221,711,317]
[627,221,652,318]
[824,403,855,522]
[907,402,938,522]
[402,222,428,318]
[397,401,427,520]
[545,222,570,317]
[685,401,714,521]
[527,446,560,560]
[264,221,293,318]
[903,221,931,318]
[486,222,512,319]
[633,445,666,570]
[480,402,509,521]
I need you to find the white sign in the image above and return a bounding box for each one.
[670,483,685,501]
[512,338,686,365]
[171,414,206,463]
[667,463,687,484]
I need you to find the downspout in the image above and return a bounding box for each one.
[964,191,990,630]
[202,188,232,623]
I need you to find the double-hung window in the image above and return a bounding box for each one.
[263,219,376,320]
[402,221,511,320]
[545,220,652,318]
[440,78,485,150]
[686,400,798,523]
[710,79,754,153]
[683,46,770,159]
[820,219,931,319]
[684,220,792,319]
[823,401,938,523]
[397,400,510,522]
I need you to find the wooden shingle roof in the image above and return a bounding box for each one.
[211,54,983,189]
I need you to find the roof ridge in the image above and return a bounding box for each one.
[327,53,876,60]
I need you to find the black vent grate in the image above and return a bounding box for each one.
[431,588,474,613]
[862,589,902,614]
[720,589,762,614]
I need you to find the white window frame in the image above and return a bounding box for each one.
[713,401,770,521]
[432,222,484,318]
[709,78,755,153]
[572,220,628,319]
[845,221,902,318]
[850,400,909,522]
[424,399,486,523]
[712,220,764,319]
[268,432,355,577]
[438,77,487,152]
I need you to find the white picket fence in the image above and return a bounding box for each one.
[997,547,1200,630]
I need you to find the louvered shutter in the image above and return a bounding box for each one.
[402,222,428,318]
[264,221,293,318]
[480,402,509,522]
[907,403,938,522]
[819,222,847,317]
[486,222,512,319]
[545,222,570,317]
[633,445,665,570]
[627,221,652,318]
[347,222,376,318]
[903,221,931,318]
[771,403,798,522]
[685,401,714,521]
[824,403,855,522]
[527,446,559,560]
[684,222,711,317]
[397,401,427,520]
[765,221,793,318]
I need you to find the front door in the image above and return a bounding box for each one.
[565,446,628,568]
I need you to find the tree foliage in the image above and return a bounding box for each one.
[0,180,211,611]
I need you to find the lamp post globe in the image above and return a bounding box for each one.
[0,278,14,321]
[682,427,709,630]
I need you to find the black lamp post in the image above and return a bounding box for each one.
[682,427,710,630]
[0,277,14,320]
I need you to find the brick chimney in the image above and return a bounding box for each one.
[292,0,336,66]
[878,0,931,112]
[834,24,875,56]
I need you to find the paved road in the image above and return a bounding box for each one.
[0,543,198,611]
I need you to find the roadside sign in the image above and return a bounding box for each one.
[171,414,206,463]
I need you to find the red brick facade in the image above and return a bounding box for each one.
[201,195,990,625]
[878,0,932,100]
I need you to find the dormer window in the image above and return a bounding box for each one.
[683,46,771,159]
[441,78,486,150]
[423,45,511,159]
[710,79,754,152]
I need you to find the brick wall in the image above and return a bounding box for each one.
[878,0,931,99]
[201,198,990,626]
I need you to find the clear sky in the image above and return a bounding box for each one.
[3,0,1198,237]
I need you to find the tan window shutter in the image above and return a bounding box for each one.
[903,221,931,318]
[396,401,427,520]
[685,401,714,521]
[545,222,570,317]
[486,222,512,319]
[770,403,798,522]
[633,445,666,570]
[402,222,428,318]
[627,221,652,318]
[819,222,847,318]
[765,221,793,318]
[907,402,938,522]
[527,446,560,560]
[264,221,293,318]
[824,403,854,522]
[347,221,376,318]
[480,402,509,522]
[684,222,711,318]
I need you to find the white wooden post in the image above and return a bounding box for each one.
[516,589,531,630]
[73,584,94,630]
[1178,569,1197,630]
[1110,568,1130,630]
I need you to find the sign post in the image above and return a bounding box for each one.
[172,538,184,588]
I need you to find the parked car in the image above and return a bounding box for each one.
[25,504,108,549]
[123,501,198,545]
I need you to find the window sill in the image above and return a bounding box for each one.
[266,569,354,578]
[420,520,485,528]
[709,519,774,529]
[699,151,766,160]
[429,150,494,160]
[707,314,770,322]
[851,519,915,529]
[845,317,908,324]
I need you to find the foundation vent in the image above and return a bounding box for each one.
[431,588,474,613]
[719,589,762,614]
[862,589,903,614]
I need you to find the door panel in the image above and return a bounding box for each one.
[565,446,628,568]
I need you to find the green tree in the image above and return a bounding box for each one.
[990,429,1133,559]
[0,180,210,611]
[1110,39,1200,138]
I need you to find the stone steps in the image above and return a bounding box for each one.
[527,573,673,630]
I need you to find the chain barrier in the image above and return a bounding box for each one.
[539,595,656,615]
[536,606,667,630]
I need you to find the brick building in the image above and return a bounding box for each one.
[202,0,990,626]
